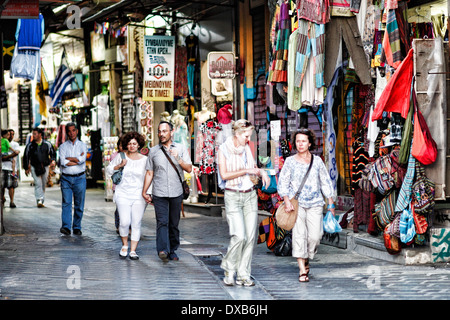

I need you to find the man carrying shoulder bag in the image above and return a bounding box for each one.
[142,121,192,262]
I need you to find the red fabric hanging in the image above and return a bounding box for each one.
[372,48,414,121]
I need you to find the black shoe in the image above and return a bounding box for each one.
[73,229,82,236]
[60,227,71,235]
[10,202,16,208]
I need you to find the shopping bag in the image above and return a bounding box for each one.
[323,210,342,234]
[411,92,437,165]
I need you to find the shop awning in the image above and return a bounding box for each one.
[38,0,235,33]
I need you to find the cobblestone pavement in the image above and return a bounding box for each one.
[1,184,450,303]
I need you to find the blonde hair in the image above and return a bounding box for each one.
[232,119,254,134]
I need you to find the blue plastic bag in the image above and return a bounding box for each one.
[323,211,342,234]
[399,204,416,243]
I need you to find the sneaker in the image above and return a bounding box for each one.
[37,200,44,208]
[236,278,255,287]
[223,272,235,286]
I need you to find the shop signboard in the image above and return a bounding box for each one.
[207,51,236,80]
[143,35,175,102]
[0,0,39,19]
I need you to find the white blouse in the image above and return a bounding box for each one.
[277,155,334,208]
[106,153,148,203]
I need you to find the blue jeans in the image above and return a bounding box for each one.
[61,174,86,231]
[152,194,183,254]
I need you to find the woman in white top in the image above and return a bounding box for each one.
[106,132,148,260]
[277,128,335,282]
[218,119,270,287]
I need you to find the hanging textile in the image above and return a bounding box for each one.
[268,1,291,83]
[372,48,413,121]
[381,9,402,69]
[322,66,341,196]
[287,28,302,110]
[324,17,372,86]
[296,0,330,24]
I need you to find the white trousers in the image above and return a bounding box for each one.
[115,198,147,242]
[221,189,258,280]
[292,206,324,259]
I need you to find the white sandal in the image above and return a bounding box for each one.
[129,251,139,260]
[119,246,128,258]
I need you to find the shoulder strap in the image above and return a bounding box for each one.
[120,152,125,159]
[160,146,184,184]
[294,154,314,199]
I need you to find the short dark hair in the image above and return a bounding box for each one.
[65,122,77,134]
[121,131,146,150]
[158,121,173,131]
[32,127,44,136]
[1,130,9,137]
[291,128,316,151]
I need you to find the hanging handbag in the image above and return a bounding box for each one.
[412,205,428,234]
[411,161,435,214]
[111,152,126,185]
[161,146,190,200]
[387,211,401,238]
[384,224,402,255]
[373,190,397,230]
[399,203,416,244]
[275,155,314,231]
[411,89,438,165]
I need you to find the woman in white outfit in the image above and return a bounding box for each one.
[106,132,148,260]
[277,128,335,282]
[218,119,270,286]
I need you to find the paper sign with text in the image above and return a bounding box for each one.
[143,35,175,101]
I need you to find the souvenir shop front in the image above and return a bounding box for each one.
[251,0,449,260]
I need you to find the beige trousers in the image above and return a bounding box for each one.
[221,189,258,280]
[292,206,324,259]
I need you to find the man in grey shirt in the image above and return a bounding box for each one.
[142,121,192,262]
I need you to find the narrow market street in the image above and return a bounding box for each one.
[1,183,450,304]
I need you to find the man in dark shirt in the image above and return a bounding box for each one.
[23,127,56,207]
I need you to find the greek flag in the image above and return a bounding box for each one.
[50,51,74,107]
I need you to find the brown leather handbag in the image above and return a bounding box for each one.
[275,156,314,231]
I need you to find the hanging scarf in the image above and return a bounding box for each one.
[224,136,257,188]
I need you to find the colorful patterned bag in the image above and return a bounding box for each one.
[371,154,395,195]
[412,161,435,214]
[373,190,397,230]
[384,224,402,255]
